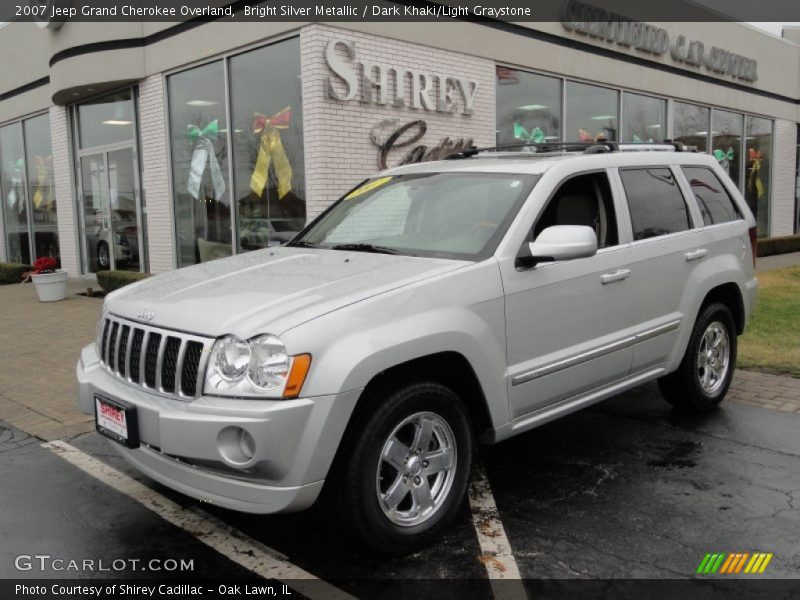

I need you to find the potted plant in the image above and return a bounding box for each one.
[24,257,68,302]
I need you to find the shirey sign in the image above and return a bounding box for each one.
[324,39,479,115]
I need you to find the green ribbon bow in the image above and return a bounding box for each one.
[514,123,545,144]
[713,147,735,162]
[188,119,219,142]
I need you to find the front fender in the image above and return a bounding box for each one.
[282,260,509,430]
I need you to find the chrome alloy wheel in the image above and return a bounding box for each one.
[697,321,730,395]
[376,411,457,527]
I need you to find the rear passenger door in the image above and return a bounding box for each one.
[680,165,749,271]
[615,166,707,373]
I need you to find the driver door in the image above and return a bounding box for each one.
[501,170,635,418]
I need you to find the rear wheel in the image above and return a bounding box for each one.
[658,302,737,412]
[334,381,473,555]
[97,241,110,270]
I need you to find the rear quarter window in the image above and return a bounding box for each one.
[681,166,743,226]
[620,168,691,241]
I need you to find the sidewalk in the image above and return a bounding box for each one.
[0,279,101,441]
[756,251,800,273]
[1,272,799,442]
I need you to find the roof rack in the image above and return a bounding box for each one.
[445,140,696,159]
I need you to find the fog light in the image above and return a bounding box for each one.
[217,426,256,467]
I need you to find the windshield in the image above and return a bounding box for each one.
[291,172,538,260]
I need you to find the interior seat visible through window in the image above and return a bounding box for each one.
[533,172,618,248]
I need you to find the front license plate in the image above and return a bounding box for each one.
[95,395,139,449]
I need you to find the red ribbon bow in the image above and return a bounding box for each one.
[252,107,292,133]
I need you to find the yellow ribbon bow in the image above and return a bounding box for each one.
[250,107,293,199]
[748,148,765,199]
[32,155,52,211]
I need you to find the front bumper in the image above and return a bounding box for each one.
[77,343,360,513]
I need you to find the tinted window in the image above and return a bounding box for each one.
[534,172,618,248]
[682,167,742,226]
[620,168,691,240]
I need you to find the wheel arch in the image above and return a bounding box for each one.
[700,282,746,335]
[352,351,494,441]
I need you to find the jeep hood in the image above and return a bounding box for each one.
[105,247,468,338]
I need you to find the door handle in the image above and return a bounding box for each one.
[601,269,631,284]
[685,248,708,262]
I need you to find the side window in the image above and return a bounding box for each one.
[533,172,619,248]
[620,168,691,241]
[681,166,743,226]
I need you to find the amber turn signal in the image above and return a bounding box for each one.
[283,354,312,399]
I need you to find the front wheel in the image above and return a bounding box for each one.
[658,302,737,412]
[334,381,473,555]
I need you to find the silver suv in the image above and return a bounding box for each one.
[77,142,758,553]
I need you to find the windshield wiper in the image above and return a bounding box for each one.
[330,243,402,255]
[286,240,320,248]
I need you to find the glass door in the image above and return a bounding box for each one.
[80,153,111,272]
[79,147,141,273]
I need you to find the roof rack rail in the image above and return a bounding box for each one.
[444,139,697,160]
[444,141,615,159]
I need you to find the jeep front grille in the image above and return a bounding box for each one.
[98,316,213,400]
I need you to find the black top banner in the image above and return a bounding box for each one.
[4,0,800,24]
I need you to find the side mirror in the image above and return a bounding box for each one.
[518,225,598,268]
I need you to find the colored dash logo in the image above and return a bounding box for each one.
[696,552,773,574]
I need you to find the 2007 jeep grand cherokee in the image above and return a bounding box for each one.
[78,142,757,554]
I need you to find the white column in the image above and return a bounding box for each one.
[50,105,81,276]
[770,119,797,237]
[138,75,176,274]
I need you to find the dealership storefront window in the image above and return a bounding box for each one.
[496,67,775,237]
[565,81,618,142]
[745,116,773,237]
[711,110,743,189]
[622,93,666,143]
[673,102,710,152]
[0,113,58,266]
[168,36,305,267]
[496,68,562,145]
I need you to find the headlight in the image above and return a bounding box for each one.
[204,334,311,399]
[215,336,251,382]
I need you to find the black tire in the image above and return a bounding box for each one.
[97,241,110,271]
[333,381,473,555]
[658,302,737,412]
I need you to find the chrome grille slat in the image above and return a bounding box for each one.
[195,345,211,398]
[160,337,181,393]
[154,335,168,390]
[116,325,130,377]
[129,328,144,384]
[97,315,212,402]
[107,322,119,371]
[182,341,204,397]
[173,340,188,395]
[144,333,162,388]
[139,330,150,385]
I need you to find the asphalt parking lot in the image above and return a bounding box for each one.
[1,279,799,599]
[2,379,799,598]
